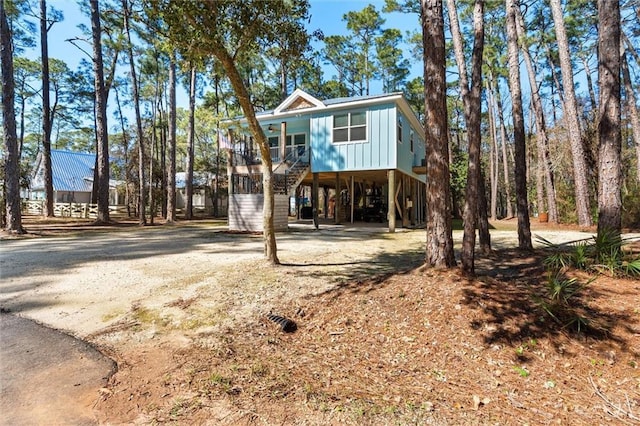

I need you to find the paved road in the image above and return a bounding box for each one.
[0,312,115,426]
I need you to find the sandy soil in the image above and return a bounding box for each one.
[1,218,638,425]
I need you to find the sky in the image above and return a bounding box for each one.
[24,0,423,112]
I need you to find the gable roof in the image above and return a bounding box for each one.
[273,88,324,114]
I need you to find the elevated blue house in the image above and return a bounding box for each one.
[227,89,427,232]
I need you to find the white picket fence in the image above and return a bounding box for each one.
[22,200,128,219]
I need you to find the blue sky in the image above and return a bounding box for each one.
[26,0,422,111]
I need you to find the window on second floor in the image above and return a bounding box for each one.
[333,111,367,143]
[410,130,414,152]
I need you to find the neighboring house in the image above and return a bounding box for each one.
[29,149,122,205]
[175,171,228,215]
[226,89,427,232]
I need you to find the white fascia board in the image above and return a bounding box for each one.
[273,88,325,114]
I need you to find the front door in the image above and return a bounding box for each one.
[286,133,307,162]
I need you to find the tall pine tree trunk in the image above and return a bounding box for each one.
[1,0,25,233]
[581,56,597,116]
[506,0,532,249]
[90,0,110,223]
[596,0,621,236]
[166,53,177,223]
[40,0,53,217]
[114,84,130,216]
[123,0,145,225]
[185,65,196,220]
[447,0,485,273]
[516,7,558,223]
[486,82,499,220]
[422,0,456,268]
[549,0,592,226]
[489,73,514,218]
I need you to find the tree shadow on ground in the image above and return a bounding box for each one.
[465,248,638,358]
[281,247,425,300]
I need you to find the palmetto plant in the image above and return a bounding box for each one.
[533,231,640,333]
[537,270,593,333]
[536,232,640,278]
[545,272,583,305]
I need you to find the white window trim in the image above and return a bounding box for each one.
[332,111,368,144]
[286,133,307,146]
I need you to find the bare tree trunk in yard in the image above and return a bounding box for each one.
[90,0,110,223]
[185,65,196,220]
[166,53,177,223]
[581,56,597,116]
[40,0,54,217]
[515,7,558,223]
[1,0,25,233]
[123,0,145,225]
[422,0,456,268]
[549,0,592,226]
[213,46,279,264]
[597,0,621,237]
[447,0,486,273]
[486,82,499,220]
[506,0,532,250]
[477,169,491,254]
[489,72,514,219]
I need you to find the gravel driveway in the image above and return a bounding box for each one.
[1,220,633,340]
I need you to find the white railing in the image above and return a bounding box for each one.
[22,200,228,219]
[22,200,128,219]
[270,147,280,163]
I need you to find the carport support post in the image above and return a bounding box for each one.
[280,122,287,161]
[388,169,396,232]
[335,172,341,224]
[350,175,354,224]
[312,172,319,229]
[403,176,410,228]
[323,186,329,218]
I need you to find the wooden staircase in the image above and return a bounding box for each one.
[273,161,310,195]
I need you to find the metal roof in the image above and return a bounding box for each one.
[50,150,95,192]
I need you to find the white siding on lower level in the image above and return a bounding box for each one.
[228,194,289,232]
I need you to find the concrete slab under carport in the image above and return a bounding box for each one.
[297,169,427,231]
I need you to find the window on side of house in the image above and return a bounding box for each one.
[398,117,403,144]
[410,130,414,152]
[333,111,367,143]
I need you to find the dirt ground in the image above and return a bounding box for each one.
[1,217,639,425]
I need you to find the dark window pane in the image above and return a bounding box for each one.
[351,112,366,126]
[351,126,366,141]
[334,114,348,128]
[334,128,348,142]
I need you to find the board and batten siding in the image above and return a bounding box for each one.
[310,103,397,173]
[228,194,289,232]
[396,110,427,177]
